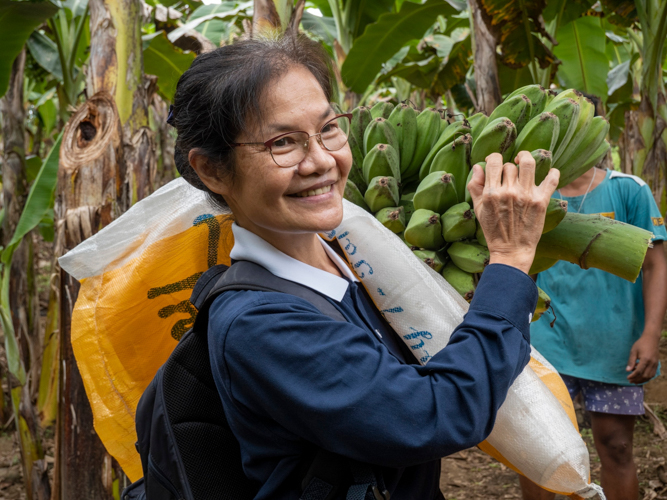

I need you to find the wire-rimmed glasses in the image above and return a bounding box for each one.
[231,113,353,168]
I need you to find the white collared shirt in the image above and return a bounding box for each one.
[229,223,358,302]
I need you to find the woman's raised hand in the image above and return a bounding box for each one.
[467,151,560,275]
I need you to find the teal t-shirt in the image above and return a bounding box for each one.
[531,169,667,386]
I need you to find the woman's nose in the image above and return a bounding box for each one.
[297,135,336,175]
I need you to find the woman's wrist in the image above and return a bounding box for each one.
[488,250,535,275]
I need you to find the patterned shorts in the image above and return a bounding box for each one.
[560,374,645,416]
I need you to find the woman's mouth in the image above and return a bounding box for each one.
[291,184,333,198]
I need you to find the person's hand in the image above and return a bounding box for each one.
[467,151,560,274]
[626,333,660,384]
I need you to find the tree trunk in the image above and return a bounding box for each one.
[468,0,501,114]
[54,0,154,496]
[0,48,50,500]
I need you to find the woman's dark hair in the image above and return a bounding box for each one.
[171,33,337,209]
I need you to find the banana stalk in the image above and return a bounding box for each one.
[535,213,653,282]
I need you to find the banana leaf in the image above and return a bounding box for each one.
[143,31,196,102]
[341,0,463,93]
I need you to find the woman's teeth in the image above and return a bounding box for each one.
[293,185,332,197]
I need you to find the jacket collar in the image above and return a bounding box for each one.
[229,223,358,302]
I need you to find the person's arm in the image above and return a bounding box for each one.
[627,241,667,383]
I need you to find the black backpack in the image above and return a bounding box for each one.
[121,261,390,500]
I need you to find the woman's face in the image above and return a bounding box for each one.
[215,66,352,241]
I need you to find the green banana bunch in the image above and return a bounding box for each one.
[404,209,445,250]
[543,198,568,233]
[470,118,517,165]
[388,103,418,176]
[370,101,395,119]
[399,192,416,224]
[364,176,400,212]
[429,134,471,199]
[413,249,447,273]
[363,144,401,184]
[441,261,476,302]
[441,202,476,242]
[554,117,610,187]
[487,94,532,135]
[351,106,373,147]
[344,180,370,211]
[553,96,595,169]
[364,117,399,156]
[532,287,552,322]
[447,241,490,273]
[544,97,580,163]
[512,112,559,158]
[506,84,548,119]
[531,149,552,185]
[468,112,489,142]
[419,120,471,179]
[413,171,458,214]
[405,108,441,180]
[560,140,611,188]
[376,206,406,234]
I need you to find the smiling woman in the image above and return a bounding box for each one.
[158,33,561,500]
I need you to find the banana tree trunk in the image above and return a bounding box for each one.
[54,0,154,496]
[0,48,50,500]
[468,0,501,114]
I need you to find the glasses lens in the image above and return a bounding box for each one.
[270,132,309,167]
[320,116,350,151]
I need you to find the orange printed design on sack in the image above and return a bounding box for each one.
[597,212,615,219]
[652,217,665,226]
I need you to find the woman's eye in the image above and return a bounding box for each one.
[273,136,297,148]
[321,123,339,135]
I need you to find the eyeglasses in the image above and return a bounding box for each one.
[231,113,353,168]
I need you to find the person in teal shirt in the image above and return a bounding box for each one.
[520,165,667,500]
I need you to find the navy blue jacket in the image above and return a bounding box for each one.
[208,264,536,499]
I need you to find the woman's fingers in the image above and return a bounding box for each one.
[538,168,560,198]
[515,151,536,189]
[485,153,504,189]
[468,163,485,207]
[502,162,518,187]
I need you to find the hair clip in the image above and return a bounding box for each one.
[167,104,175,126]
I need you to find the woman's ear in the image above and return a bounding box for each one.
[188,149,231,197]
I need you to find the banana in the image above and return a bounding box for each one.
[406,108,441,179]
[362,144,401,185]
[413,249,446,273]
[375,206,406,234]
[468,112,489,142]
[549,88,581,106]
[506,84,548,118]
[364,176,400,212]
[447,241,490,273]
[559,140,611,188]
[387,103,418,176]
[464,161,485,205]
[429,134,471,200]
[512,112,559,158]
[531,149,552,185]
[441,202,476,242]
[545,97,580,162]
[543,198,568,233]
[487,94,532,135]
[441,261,476,302]
[370,101,395,119]
[399,192,416,224]
[556,118,610,188]
[344,180,370,212]
[475,220,487,247]
[532,287,552,322]
[554,96,595,168]
[544,89,558,108]
[413,171,459,214]
[404,208,445,250]
[419,120,471,179]
[347,133,367,191]
[470,118,517,165]
[363,117,399,156]
[529,256,558,274]
[351,106,373,147]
